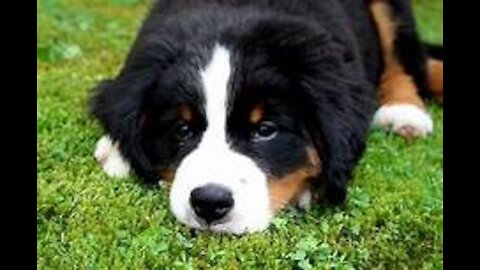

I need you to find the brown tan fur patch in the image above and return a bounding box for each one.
[178,104,193,122]
[249,103,264,124]
[160,169,175,182]
[370,0,425,109]
[160,169,176,189]
[268,147,321,212]
[427,58,443,103]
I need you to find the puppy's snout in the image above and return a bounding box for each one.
[190,183,234,224]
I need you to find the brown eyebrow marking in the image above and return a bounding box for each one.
[249,103,264,124]
[178,104,193,122]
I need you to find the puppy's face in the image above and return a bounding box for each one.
[140,46,321,234]
[91,18,371,234]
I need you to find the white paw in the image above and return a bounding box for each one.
[298,189,312,211]
[94,135,131,178]
[94,135,114,163]
[372,104,433,138]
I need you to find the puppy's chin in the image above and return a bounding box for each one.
[171,209,272,235]
[208,215,272,235]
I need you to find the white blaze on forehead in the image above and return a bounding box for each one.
[200,45,231,148]
[169,45,272,234]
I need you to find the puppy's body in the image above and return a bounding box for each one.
[90,0,442,234]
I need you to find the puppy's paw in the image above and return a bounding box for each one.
[297,189,312,211]
[94,135,114,164]
[94,135,131,178]
[372,104,433,138]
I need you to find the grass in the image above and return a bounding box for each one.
[37,0,443,269]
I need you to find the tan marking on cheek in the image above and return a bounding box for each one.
[268,147,321,212]
[249,104,264,124]
[178,105,193,122]
[160,169,176,189]
[427,58,443,103]
[370,0,425,109]
[268,170,311,212]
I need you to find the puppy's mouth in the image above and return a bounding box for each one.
[189,217,248,235]
[181,206,259,235]
[192,212,233,229]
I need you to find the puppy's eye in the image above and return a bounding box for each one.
[253,121,278,142]
[175,122,193,141]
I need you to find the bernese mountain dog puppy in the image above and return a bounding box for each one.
[90,0,443,234]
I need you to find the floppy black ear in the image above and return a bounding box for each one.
[312,66,376,205]
[301,73,374,205]
[89,69,158,182]
[281,32,376,205]
[88,24,184,183]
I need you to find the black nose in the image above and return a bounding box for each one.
[190,184,234,224]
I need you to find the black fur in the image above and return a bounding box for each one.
[90,0,431,204]
[424,43,443,60]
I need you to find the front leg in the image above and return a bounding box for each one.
[94,135,131,177]
[369,0,434,138]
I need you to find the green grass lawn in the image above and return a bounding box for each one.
[37,0,443,269]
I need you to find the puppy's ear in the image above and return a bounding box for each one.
[304,81,373,205]
[293,40,375,205]
[89,70,157,182]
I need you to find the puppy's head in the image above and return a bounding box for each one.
[90,15,373,234]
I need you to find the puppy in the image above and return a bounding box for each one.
[90,0,443,234]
